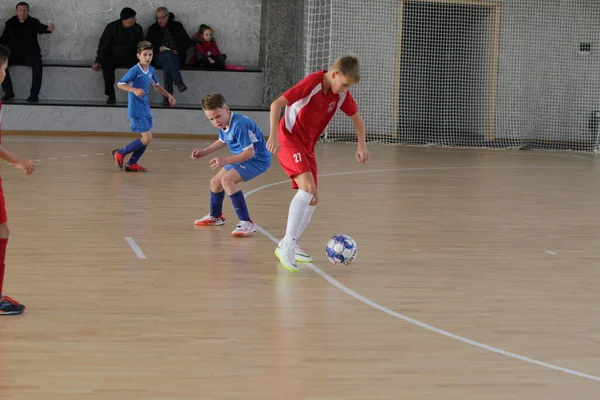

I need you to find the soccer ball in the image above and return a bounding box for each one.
[325,234,358,265]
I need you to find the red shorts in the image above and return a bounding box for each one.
[0,178,6,224]
[277,145,318,189]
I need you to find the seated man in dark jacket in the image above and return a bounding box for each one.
[92,7,143,104]
[0,1,55,102]
[145,7,191,105]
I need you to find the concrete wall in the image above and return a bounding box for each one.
[0,0,262,65]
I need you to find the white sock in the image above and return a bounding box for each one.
[282,190,313,248]
[296,205,316,244]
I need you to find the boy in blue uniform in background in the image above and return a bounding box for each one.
[112,41,175,172]
[191,93,271,237]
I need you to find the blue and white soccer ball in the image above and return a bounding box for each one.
[325,234,358,265]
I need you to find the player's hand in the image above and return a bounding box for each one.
[160,46,170,52]
[15,158,35,175]
[91,63,101,70]
[356,145,370,164]
[47,23,55,33]
[133,88,145,97]
[266,135,279,154]
[209,157,226,169]
[168,95,176,106]
[191,149,206,159]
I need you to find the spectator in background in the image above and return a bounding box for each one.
[145,7,190,106]
[189,24,226,71]
[92,7,143,104]
[0,1,55,102]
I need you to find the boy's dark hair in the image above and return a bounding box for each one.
[202,93,226,110]
[0,45,11,65]
[137,41,153,54]
[16,2,29,10]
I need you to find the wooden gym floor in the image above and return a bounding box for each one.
[1,135,600,399]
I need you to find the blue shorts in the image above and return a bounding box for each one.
[130,116,153,133]
[224,155,271,182]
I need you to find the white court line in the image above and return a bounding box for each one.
[246,166,600,383]
[124,237,147,259]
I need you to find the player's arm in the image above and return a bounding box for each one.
[151,82,172,98]
[208,145,255,170]
[117,68,144,96]
[117,82,145,97]
[223,145,255,165]
[151,81,176,106]
[0,145,35,175]
[266,95,288,154]
[350,112,370,164]
[191,139,227,159]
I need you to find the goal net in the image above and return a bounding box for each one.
[302,0,600,152]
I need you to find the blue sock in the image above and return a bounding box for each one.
[210,190,226,217]
[230,190,251,221]
[119,138,144,156]
[128,145,147,165]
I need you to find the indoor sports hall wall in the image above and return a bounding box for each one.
[303,0,600,152]
[495,0,600,148]
[0,0,305,135]
[0,0,262,66]
[260,0,304,103]
[302,0,400,140]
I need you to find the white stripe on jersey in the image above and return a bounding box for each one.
[284,83,322,133]
[336,91,347,112]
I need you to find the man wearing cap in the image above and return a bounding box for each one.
[92,7,143,104]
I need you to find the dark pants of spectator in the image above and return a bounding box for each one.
[102,56,137,97]
[190,54,227,71]
[2,55,43,97]
[153,50,184,101]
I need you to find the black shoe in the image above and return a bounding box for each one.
[0,295,25,315]
[176,82,187,93]
[1,92,14,101]
[26,95,39,103]
[106,95,116,104]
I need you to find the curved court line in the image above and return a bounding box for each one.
[245,165,600,383]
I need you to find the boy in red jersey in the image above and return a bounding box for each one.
[266,55,370,272]
[0,44,36,314]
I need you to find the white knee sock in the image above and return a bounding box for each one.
[296,205,316,244]
[282,190,313,248]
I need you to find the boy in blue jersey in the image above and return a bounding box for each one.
[191,93,271,237]
[112,41,175,172]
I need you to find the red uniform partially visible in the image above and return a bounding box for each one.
[0,102,6,225]
[0,42,36,315]
[277,70,358,188]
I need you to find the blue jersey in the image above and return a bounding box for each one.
[219,113,270,162]
[118,63,159,118]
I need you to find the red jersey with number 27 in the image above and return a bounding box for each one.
[278,70,358,151]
